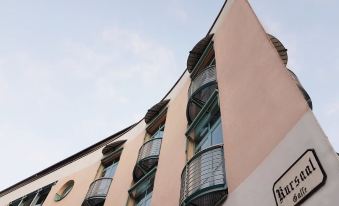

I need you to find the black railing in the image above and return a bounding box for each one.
[137,138,162,162]
[83,178,112,206]
[187,66,217,123]
[180,145,227,206]
[133,138,162,181]
[188,65,216,98]
[287,69,313,109]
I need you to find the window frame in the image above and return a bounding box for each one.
[128,168,157,205]
[186,90,220,143]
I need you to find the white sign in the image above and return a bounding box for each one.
[273,149,326,206]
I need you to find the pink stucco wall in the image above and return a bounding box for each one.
[151,78,190,206]
[42,162,100,206]
[214,0,308,192]
[104,130,145,206]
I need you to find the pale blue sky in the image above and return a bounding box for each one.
[0,0,338,191]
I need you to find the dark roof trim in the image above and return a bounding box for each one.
[207,0,228,36]
[161,68,187,102]
[144,99,170,124]
[0,122,138,197]
[187,34,214,73]
[0,0,230,198]
[0,67,189,198]
[159,2,228,101]
[186,0,227,73]
[268,34,288,65]
[0,68,189,198]
[102,140,127,155]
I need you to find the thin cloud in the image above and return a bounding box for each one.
[326,101,339,116]
[0,24,180,190]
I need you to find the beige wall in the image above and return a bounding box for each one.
[2,1,337,206]
[151,75,190,206]
[104,128,145,206]
[214,0,308,192]
[43,162,100,206]
[0,67,191,206]
[0,148,103,205]
[0,122,147,206]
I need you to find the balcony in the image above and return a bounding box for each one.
[180,145,227,206]
[187,65,217,123]
[82,178,112,206]
[133,138,162,181]
[268,34,288,65]
[287,69,313,109]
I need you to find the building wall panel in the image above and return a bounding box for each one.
[214,0,308,192]
[223,111,339,206]
[151,75,190,206]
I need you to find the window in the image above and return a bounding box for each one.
[101,159,119,178]
[186,91,223,153]
[19,194,35,206]
[82,144,122,206]
[185,91,225,192]
[9,199,21,206]
[8,183,54,206]
[30,190,49,206]
[54,180,74,201]
[129,168,156,206]
[135,178,154,206]
[195,111,222,153]
[150,125,164,139]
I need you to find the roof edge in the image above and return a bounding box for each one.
[0,122,138,197]
[207,0,228,36]
[0,0,229,197]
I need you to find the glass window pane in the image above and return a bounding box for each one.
[36,192,48,205]
[19,195,35,206]
[102,161,119,178]
[196,135,210,152]
[151,125,165,139]
[30,193,40,206]
[9,199,22,206]
[135,177,154,206]
[211,120,223,145]
[145,192,152,206]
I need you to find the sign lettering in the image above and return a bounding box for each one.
[273,149,326,206]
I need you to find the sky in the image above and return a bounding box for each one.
[0,0,338,191]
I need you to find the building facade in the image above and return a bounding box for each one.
[1,0,339,206]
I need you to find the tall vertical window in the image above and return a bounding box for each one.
[18,194,35,206]
[129,169,156,206]
[186,91,223,151]
[135,178,154,206]
[82,140,126,206]
[195,108,222,152]
[150,125,164,139]
[181,91,227,206]
[130,99,169,206]
[31,189,50,206]
[101,159,119,178]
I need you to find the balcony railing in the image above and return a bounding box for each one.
[287,69,313,109]
[187,65,217,123]
[180,145,227,206]
[82,178,112,206]
[133,138,162,181]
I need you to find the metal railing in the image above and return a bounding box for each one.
[133,138,162,181]
[180,145,227,206]
[187,65,217,123]
[85,178,112,200]
[137,138,162,163]
[287,69,313,109]
[188,65,217,99]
